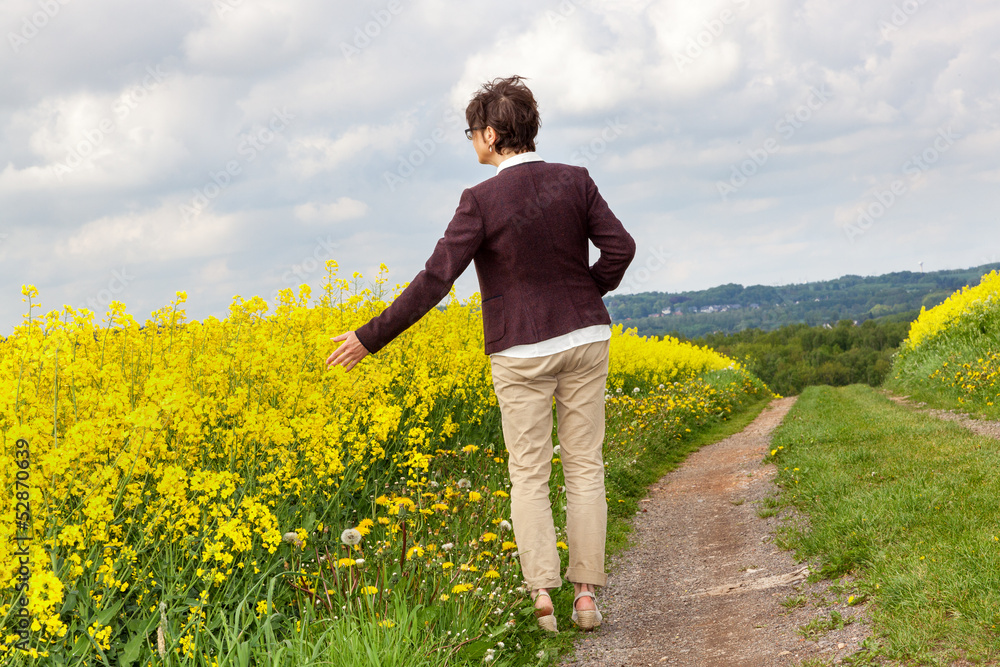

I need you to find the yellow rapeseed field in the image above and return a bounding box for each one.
[0,262,767,664]
[902,270,1000,350]
[892,269,1000,412]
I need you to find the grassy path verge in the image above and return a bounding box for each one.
[771,384,1000,664]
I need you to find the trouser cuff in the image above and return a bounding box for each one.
[564,567,607,587]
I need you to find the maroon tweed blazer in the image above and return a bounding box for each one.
[355,160,636,356]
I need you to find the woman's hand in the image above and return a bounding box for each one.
[326,331,370,372]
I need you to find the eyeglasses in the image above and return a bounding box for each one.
[465,127,485,140]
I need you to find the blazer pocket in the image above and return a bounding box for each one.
[482,295,506,344]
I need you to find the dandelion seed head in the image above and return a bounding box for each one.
[341,528,362,546]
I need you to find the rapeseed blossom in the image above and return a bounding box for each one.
[0,266,768,662]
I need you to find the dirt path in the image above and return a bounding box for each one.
[562,397,871,667]
[887,393,1000,439]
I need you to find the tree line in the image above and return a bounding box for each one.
[606,263,1000,340]
[692,315,913,397]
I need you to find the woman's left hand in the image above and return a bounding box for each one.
[326,331,370,372]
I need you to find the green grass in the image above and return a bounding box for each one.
[798,609,853,639]
[781,594,807,610]
[771,384,1000,664]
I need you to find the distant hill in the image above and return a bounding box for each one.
[605,263,1000,339]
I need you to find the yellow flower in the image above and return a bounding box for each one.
[442,561,454,569]
[452,583,473,594]
[360,586,378,595]
[483,570,500,579]
[356,519,375,536]
[0,270,765,648]
[556,541,568,550]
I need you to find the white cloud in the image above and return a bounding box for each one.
[57,205,236,264]
[294,197,369,223]
[450,12,641,117]
[289,120,415,176]
[2,0,1000,333]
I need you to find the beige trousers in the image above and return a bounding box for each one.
[489,338,610,590]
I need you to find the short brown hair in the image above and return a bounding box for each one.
[466,75,540,154]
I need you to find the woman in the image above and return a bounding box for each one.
[325,76,635,631]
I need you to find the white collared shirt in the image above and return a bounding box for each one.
[489,152,612,358]
[495,151,546,174]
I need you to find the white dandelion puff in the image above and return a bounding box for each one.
[157,602,167,658]
[341,528,362,546]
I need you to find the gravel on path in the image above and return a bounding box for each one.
[561,396,872,667]
[887,393,1000,440]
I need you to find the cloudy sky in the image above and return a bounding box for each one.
[2,0,998,333]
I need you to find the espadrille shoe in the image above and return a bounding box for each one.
[532,590,558,633]
[571,591,602,630]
